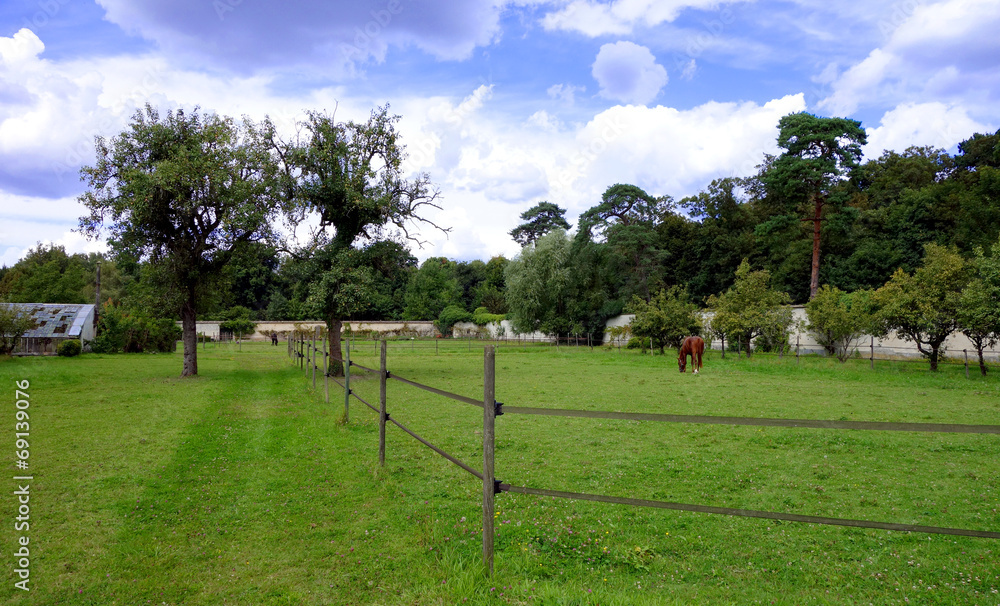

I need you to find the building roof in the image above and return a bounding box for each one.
[1,303,95,339]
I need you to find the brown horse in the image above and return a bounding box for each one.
[678,336,704,374]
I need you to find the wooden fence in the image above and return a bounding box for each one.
[287,332,1000,575]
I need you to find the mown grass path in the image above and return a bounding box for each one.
[2,342,998,605]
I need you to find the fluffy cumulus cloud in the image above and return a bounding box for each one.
[591,41,667,105]
[93,0,504,74]
[819,0,1000,118]
[864,102,992,157]
[399,88,805,261]
[541,0,750,37]
[558,94,806,205]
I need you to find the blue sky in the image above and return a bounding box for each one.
[1,0,998,267]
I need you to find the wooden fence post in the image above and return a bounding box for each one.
[795,334,799,364]
[482,345,496,576]
[323,333,329,404]
[344,339,351,423]
[964,349,969,379]
[379,340,387,467]
[299,333,304,370]
[870,336,874,370]
[312,327,319,389]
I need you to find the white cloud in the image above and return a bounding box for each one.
[864,102,992,157]
[0,28,45,65]
[547,83,585,104]
[0,191,106,267]
[819,0,1000,118]
[93,0,504,74]
[541,0,750,37]
[818,48,893,116]
[591,41,667,105]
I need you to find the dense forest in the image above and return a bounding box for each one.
[2,116,998,348]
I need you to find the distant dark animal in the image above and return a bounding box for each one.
[270,331,279,346]
[678,336,704,374]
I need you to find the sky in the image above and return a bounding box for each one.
[1,0,998,268]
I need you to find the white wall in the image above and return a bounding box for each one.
[603,306,1000,361]
[177,320,437,340]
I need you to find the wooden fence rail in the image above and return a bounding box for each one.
[287,334,1000,576]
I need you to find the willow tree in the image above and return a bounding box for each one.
[762,113,867,299]
[276,106,444,375]
[79,105,283,376]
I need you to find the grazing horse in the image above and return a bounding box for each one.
[678,336,704,374]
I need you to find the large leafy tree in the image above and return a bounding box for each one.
[873,244,968,371]
[678,177,757,302]
[804,285,875,362]
[761,113,867,299]
[0,244,96,304]
[626,286,701,354]
[957,237,1000,375]
[509,201,570,247]
[577,183,674,301]
[706,260,792,357]
[275,106,444,374]
[79,105,283,376]
[402,257,461,322]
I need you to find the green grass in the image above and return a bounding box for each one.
[2,340,998,605]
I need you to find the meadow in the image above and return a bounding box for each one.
[1,340,997,605]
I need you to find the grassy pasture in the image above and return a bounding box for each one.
[1,340,998,605]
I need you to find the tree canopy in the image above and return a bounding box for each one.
[509,201,570,247]
[272,106,445,375]
[79,105,283,376]
[761,112,867,299]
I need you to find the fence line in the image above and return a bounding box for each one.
[286,334,1000,577]
[297,334,998,375]
[500,406,1000,434]
[497,484,1000,539]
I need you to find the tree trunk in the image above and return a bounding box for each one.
[327,317,344,377]
[810,193,822,300]
[928,345,940,372]
[181,297,198,377]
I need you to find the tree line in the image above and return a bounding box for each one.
[1,108,997,375]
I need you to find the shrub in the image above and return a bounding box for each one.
[57,339,82,357]
[91,302,180,353]
[0,302,35,355]
[436,305,473,336]
[219,306,258,339]
[472,306,506,326]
